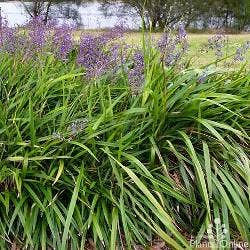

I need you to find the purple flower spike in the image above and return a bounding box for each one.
[0,16,18,54]
[233,41,250,62]
[102,24,126,42]
[52,25,74,60]
[207,33,227,58]
[77,28,126,79]
[158,24,188,67]
[178,24,187,40]
[77,34,103,78]
[128,50,145,94]
[0,27,16,53]
[27,16,47,52]
[198,69,209,83]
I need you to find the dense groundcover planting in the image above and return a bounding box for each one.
[0,17,249,249]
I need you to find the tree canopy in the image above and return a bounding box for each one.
[19,0,84,24]
[17,0,250,31]
[102,0,250,31]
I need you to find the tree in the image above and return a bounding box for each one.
[193,0,250,31]
[20,0,53,22]
[20,0,84,26]
[19,0,250,31]
[101,0,250,31]
[101,0,205,30]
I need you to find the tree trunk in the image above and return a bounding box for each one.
[44,1,52,24]
[151,18,157,30]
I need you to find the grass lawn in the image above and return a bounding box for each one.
[125,33,250,67]
[75,31,250,68]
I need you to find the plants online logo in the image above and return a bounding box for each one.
[190,218,249,249]
[207,218,228,248]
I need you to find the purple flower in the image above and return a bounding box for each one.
[27,16,47,52]
[158,33,171,50]
[0,16,18,53]
[198,69,209,83]
[128,50,145,94]
[0,27,16,53]
[77,28,126,79]
[207,33,228,58]
[158,24,188,67]
[102,24,126,42]
[77,34,104,78]
[177,24,187,41]
[0,15,51,56]
[52,25,74,60]
[177,24,188,52]
[68,119,88,136]
[233,41,250,62]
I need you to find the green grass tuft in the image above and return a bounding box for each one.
[0,41,249,249]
